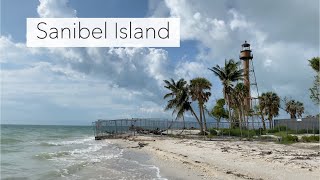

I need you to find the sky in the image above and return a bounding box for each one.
[0,0,319,125]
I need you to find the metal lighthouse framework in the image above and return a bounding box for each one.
[239,41,260,116]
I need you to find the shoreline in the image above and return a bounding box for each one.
[109,135,320,180]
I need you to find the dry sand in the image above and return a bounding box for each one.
[109,135,320,180]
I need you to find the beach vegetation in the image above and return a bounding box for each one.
[164,78,194,130]
[163,78,212,134]
[163,57,317,141]
[208,128,219,136]
[279,135,299,144]
[308,57,319,105]
[259,92,280,129]
[209,128,258,138]
[209,99,228,129]
[301,135,319,142]
[208,59,244,128]
[190,77,212,132]
[284,98,304,119]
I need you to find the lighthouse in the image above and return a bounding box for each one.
[240,41,253,110]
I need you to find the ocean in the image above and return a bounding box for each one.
[1,124,166,180]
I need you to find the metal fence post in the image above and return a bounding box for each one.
[167,119,169,135]
[313,123,315,135]
[115,120,117,137]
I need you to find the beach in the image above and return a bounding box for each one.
[109,135,320,180]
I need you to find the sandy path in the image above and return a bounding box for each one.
[109,136,320,180]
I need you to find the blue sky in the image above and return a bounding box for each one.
[1,0,319,125]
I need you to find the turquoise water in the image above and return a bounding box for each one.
[1,125,166,180]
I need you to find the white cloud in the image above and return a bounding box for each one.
[174,61,208,80]
[151,0,319,117]
[37,0,77,18]
[1,0,319,124]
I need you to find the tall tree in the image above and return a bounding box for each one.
[209,99,228,129]
[231,83,249,128]
[190,77,212,131]
[209,59,244,126]
[309,57,319,72]
[163,78,201,131]
[285,99,305,119]
[259,92,280,129]
[308,57,320,105]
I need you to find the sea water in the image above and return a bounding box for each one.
[1,125,166,180]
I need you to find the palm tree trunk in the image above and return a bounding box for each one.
[202,106,207,131]
[251,115,255,129]
[199,103,204,132]
[260,111,266,130]
[238,107,243,137]
[269,116,274,129]
[183,116,185,129]
[226,94,232,129]
[190,107,203,133]
[269,119,272,129]
[179,116,186,135]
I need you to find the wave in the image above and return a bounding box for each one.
[1,148,21,154]
[122,156,167,180]
[40,137,94,146]
[39,142,59,147]
[35,151,71,160]
[40,162,88,179]
[36,141,122,162]
[1,138,23,145]
[1,176,29,180]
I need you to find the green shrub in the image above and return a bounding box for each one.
[301,135,320,142]
[208,128,218,135]
[274,131,288,137]
[267,126,288,133]
[253,128,267,135]
[296,129,308,134]
[302,136,311,142]
[289,129,319,135]
[277,126,288,131]
[280,135,299,144]
[207,134,214,138]
[266,129,278,133]
[219,128,256,138]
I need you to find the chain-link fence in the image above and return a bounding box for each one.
[93,118,319,140]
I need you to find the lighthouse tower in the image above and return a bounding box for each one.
[240,41,253,110]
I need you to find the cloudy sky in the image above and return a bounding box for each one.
[1,0,319,125]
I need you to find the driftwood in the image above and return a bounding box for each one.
[129,125,166,135]
[131,142,149,149]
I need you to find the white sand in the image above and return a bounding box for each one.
[109,136,320,180]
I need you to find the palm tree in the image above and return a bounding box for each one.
[189,77,212,132]
[163,78,201,131]
[308,57,320,105]
[259,92,280,129]
[209,99,228,129]
[285,99,304,119]
[231,83,249,128]
[209,59,244,126]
